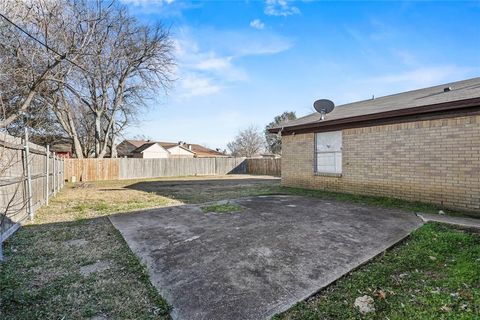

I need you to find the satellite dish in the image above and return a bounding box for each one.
[313,99,335,120]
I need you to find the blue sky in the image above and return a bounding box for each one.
[122,0,480,149]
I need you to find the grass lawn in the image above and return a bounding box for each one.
[280,187,479,219]
[1,175,479,319]
[0,181,178,319]
[201,203,244,213]
[274,223,480,320]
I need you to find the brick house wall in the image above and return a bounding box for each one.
[281,114,480,212]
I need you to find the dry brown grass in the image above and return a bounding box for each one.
[33,181,179,224]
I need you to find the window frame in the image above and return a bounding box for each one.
[314,131,343,176]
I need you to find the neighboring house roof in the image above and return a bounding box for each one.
[168,145,196,155]
[121,140,225,157]
[188,144,226,157]
[157,142,179,149]
[131,142,168,154]
[158,142,225,157]
[125,140,148,148]
[51,143,73,153]
[117,139,149,157]
[269,77,480,134]
[157,142,195,154]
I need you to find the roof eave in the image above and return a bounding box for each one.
[269,97,480,134]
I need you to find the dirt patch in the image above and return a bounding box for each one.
[80,260,112,277]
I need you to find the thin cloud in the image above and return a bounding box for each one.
[264,0,300,17]
[195,28,293,57]
[180,75,222,97]
[173,26,293,98]
[250,19,265,30]
[196,57,233,71]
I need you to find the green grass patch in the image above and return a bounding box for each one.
[274,223,480,320]
[0,218,171,319]
[201,203,244,214]
[276,187,477,218]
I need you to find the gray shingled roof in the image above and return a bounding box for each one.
[275,77,480,129]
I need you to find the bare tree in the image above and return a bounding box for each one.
[264,111,296,154]
[57,2,174,158]
[49,89,88,157]
[0,0,93,130]
[1,1,174,159]
[227,125,265,157]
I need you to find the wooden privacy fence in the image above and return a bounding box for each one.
[1,131,65,259]
[245,158,281,176]
[64,158,120,181]
[118,157,247,179]
[64,157,281,182]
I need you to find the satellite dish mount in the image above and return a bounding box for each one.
[313,99,335,120]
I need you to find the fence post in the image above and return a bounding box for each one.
[45,145,50,205]
[60,158,64,188]
[56,156,59,193]
[53,152,57,196]
[63,158,65,187]
[23,128,34,220]
[58,157,62,190]
[55,154,58,195]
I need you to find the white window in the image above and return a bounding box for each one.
[315,131,342,174]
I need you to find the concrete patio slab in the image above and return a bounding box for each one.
[417,212,480,230]
[109,195,423,320]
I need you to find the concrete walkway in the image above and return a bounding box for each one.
[416,213,480,230]
[110,195,423,320]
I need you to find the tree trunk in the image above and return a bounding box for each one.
[110,125,118,158]
[94,113,101,157]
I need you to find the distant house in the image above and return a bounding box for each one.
[131,142,170,158]
[189,144,228,158]
[117,140,147,158]
[29,135,74,158]
[51,142,73,158]
[158,142,196,158]
[118,140,227,158]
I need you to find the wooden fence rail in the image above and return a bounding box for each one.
[64,157,280,182]
[1,132,64,259]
